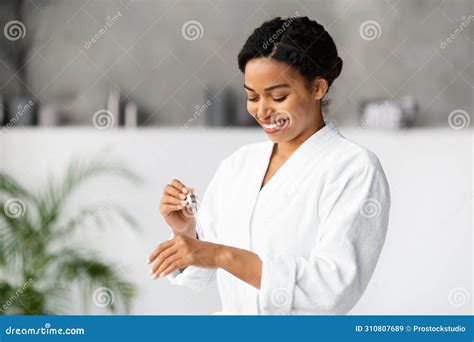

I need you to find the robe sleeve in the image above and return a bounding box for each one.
[258,154,391,314]
[165,160,225,291]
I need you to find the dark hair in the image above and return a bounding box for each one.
[238,16,343,90]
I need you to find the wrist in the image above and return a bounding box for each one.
[172,225,196,239]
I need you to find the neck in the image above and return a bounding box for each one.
[275,118,326,158]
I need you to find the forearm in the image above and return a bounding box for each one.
[217,245,262,289]
[150,237,262,286]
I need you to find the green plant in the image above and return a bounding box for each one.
[0,157,141,315]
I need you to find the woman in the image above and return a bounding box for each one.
[147,16,391,315]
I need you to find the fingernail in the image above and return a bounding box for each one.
[160,272,165,277]
[180,200,186,206]
[149,269,153,275]
[146,258,150,264]
[182,187,188,193]
[179,194,186,199]
[151,273,158,279]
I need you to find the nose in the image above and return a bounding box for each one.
[256,100,274,122]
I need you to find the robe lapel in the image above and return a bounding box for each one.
[260,122,337,196]
[239,121,339,250]
[238,141,274,249]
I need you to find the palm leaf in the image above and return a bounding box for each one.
[0,279,46,315]
[51,250,135,314]
[0,173,33,200]
[53,202,141,240]
[35,157,140,233]
[0,156,141,315]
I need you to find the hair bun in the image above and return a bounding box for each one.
[329,56,343,83]
[238,16,343,88]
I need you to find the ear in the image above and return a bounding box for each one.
[311,77,329,100]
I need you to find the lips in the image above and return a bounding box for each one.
[262,118,288,129]
[260,116,290,134]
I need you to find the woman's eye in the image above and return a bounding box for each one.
[273,96,288,102]
[247,97,259,102]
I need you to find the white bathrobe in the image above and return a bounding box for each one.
[167,120,391,315]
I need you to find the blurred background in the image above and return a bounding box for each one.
[0,0,472,315]
[0,0,472,128]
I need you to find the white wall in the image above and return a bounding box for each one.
[0,126,472,314]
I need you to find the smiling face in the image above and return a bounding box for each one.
[244,57,328,145]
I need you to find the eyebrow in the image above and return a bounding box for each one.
[244,84,290,92]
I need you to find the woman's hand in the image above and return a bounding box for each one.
[146,235,226,279]
[159,178,196,237]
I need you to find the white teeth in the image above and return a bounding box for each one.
[263,118,288,129]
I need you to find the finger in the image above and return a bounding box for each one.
[164,184,187,200]
[146,239,174,264]
[170,179,190,195]
[151,246,178,274]
[153,254,181,278]
[158,259,183,278]
[161,195,186,207]
[160,203,186,217]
